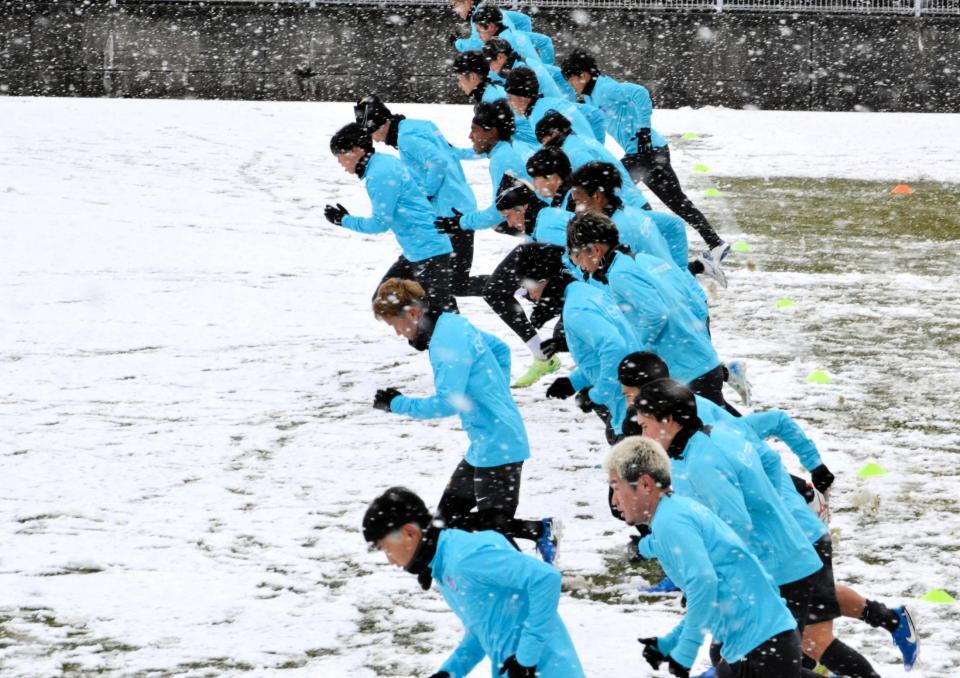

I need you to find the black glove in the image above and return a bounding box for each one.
[636,127,653,154]
[810,464,835,493]
[498,655,536,678]
[427,673,450,678]
[539,337,559,359]
[434,208,463,234]
[574,386,595,413]
[324,203,349,225]
[639,637,666,670]
[373,387,402,412]
[667,656,690,678]
[546,377,575,400]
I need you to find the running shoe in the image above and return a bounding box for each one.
[536,517,562,565]
[891,606,920,671]
[725,359,753,406]
[639,575,680,594]
[696,246,728,288]
[513,355,561,389]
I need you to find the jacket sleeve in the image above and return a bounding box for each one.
[406,137,447,201]
[610,275,669,346]
[460,157,509,230]
[505,9,533,32]
[743,409,824,471]
[461,549,563,668]
[617,80,654,132]
[340,167,399,235]
[655,519,719,667]
[439,628,486,677]
[483,331,513,381]
[390,349,470,420]
[690,455,754,538]
[579,318,630,409]
[527,31,555,65]
[576,102,608,142]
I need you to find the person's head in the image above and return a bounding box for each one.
[495,174,540,232]
[633,378,699,449]
[451,0,474,20]
[535,110,573,147]
[526,147,572,199]
[453,51,489,95]
[560,48,600,96]
[363,486,433,568]
[372,278,428,341]
[472,3,504,41]
[470,99,514,153]
[481,37,513,73]
[329,123,374,175]
[354,94,393,142]
[618,352,670,402]
[513,244,567,301]
[604,437,672,526]
[504,67,540,115]
[569,161,621,213]
[566,211,619,274]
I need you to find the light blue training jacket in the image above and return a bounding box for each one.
[696,398,829,544]
[610,205,675,266]
[664,428,823,586]
[563,281,641,436]
[587,252,720,384]
[639,494,797,667]
[583,74,668,153]
[396,118,477,218]
[556,133,650,210]
[390,313,529,468]
[433,529,586,677]
[340,152,452,262]
[460,140,535,231]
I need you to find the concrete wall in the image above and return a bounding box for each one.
[2,0,959,111]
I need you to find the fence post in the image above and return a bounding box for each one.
[717,0,724,12]
[914,0,922,17]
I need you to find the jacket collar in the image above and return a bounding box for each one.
[589,245,631,285]
[524,199,547,236]
[405,525,442,591]
[666,421,706,460]
[355,151,374,179]
[384,115,406,148]
[409,307,442,352]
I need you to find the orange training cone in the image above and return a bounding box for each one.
[891,183,914,195]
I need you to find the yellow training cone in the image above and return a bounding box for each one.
[731,240,752,253]
[693,164,710,173]
[857,462,887,478]
[776,298,797,309]
[681,132,700,140]
[704,188,722,198]
[806,370,832,385]
[920,590,956,604]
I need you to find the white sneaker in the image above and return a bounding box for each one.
[725,360,752,406]
[696,247,728,288]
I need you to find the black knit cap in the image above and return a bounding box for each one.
[354,94,392,133]
[453,50,489,76]
[567,211,620,252]
[495,173,539,211]
[362,486,432,544]
[569,161,622,195]
[618,351,670,388]
[504,67,540,98]
[481,36,512,60]
[330,122,374,154]
[472,2,503,25]
[535,109,572,144]
[472,99,515,140]
[560,48,601,80]
[634,378,699,426]
[526,147,572,179]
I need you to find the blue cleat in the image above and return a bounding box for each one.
[890,606,919,670]
[536,517,561,565]
[639,575,680,594]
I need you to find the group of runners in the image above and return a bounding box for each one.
[323,1,921,676]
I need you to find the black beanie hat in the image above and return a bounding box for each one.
[495,173,539,211]
[504,67,540,98]
[482,37,513,60]
[354,94,392,133]
[362,486,432,544]
[453,50,489,77]
[472,2,503,26]
[634,378,700,427]
[560,48,601,80]
[472,99,515,141]
[569,161,622,196]
[526,147,572,179]
[535,109,573,144]
[618,351,670,387]
[567,211,620,252]
[330,122,374,155]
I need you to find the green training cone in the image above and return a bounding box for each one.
[806,370,833,385]
[921,589,956,604]
[681,132,700,140]
[857,462,887,478]
[704,188,722,198]
[732,240,752,253]
[776,297,797,309]
[693,164,710,173]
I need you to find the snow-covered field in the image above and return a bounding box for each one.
[2,97,959,677]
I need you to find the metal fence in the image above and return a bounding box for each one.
[110,0,960,15]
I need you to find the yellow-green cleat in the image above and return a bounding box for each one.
[512,355,561,389]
